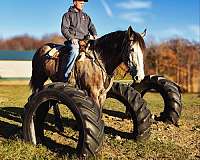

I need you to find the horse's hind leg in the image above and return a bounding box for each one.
[31,74,48,93]
[30,62,48,93]
[52,101,64,132]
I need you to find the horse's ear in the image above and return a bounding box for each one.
[128,26,134,40]
[141,29,147,37]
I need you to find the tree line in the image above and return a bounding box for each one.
[0,34,65,51]
[144,38,200,92]
[0,34,199,92]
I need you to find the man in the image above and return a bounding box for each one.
[61,0,98,81]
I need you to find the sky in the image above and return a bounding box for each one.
[0,0,199,42]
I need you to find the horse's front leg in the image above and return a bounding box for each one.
[99,77,114,107]
[89,88,103,112]
[99,93,107,108]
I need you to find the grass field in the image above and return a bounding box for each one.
[0,84,199,160]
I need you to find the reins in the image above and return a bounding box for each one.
[119,32,131,77]
[90,40,114,95]
[91,40,113,79]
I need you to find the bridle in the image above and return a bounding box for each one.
[120,32,139,80]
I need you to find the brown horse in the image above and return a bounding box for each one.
[30,26,146,107]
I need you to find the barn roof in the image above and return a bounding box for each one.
[0,50,34,61]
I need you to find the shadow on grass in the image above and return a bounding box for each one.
[103,108,127,119]
[102,108,134,139]
[0,106,135,157]
[0,106,77,158]
[0,120,20,139]
[0,107,22,123]
[0,106,134,135]
[0,107,22,139]
[104,126,134,139]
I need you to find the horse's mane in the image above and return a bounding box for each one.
[97,31,125,45]
[95,30,146,53]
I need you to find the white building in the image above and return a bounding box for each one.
[0,51,33,78]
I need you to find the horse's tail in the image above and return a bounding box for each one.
[29,46,48,93]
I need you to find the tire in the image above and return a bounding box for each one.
[23,82,104,159]
[107,82,151,140]
[132,75,182,125]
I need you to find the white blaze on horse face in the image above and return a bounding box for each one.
[130,41,145,82]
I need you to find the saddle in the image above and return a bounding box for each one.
[44,40,95,82]
[44,40,111,90]
[46,39,95,61]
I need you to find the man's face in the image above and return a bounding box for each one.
[74,1,85,11]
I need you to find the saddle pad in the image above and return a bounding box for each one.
[48,46,63,57]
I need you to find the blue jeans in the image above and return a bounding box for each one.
[64,42,79,81]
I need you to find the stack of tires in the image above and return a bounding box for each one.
[23,82,153,159]
[22,75,182,159]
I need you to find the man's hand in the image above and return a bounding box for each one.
[89,35,99,40]
[93,35,99,40]
[71,39,78,45]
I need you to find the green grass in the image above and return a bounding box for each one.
[0,85,200,160]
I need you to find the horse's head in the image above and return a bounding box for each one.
[123,26,146,82]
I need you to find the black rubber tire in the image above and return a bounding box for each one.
[23,82,104,159]
[107,82,151,140]
[131,75,182,125]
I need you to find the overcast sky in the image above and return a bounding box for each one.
[0,0,199,42]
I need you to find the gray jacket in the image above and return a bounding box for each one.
[61,6,97,41]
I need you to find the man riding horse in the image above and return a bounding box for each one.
[61,0,98,82]
[28,0,148,145]
[30,0,147,108]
